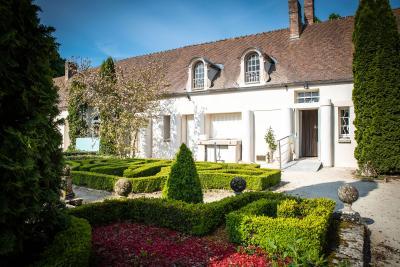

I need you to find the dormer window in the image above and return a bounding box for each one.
[193,61,204,89]
[245,53,260,83]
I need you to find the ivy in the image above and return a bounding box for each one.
[67,80,88,150]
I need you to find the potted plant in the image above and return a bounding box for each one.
[264,127,277,163]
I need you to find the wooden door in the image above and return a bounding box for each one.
[301,110,318,157]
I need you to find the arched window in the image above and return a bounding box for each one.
[193,61,204,89]
[245,53,260,83]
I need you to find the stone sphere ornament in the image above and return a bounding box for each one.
[114,178,132,197]
[230,177,247,194]
[338,184,359,212]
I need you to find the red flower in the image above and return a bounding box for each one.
[92,222,287,267]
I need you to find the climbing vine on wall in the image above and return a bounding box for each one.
[67,80,88,150]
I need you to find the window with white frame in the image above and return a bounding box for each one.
[339,107,350,139]
[163,115,171,141]
[296,91,319,103]
[193,62,204,89]
[245,53,260,83]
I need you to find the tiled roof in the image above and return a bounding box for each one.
[54,9,400,110]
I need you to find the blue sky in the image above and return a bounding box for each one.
[35,0,400,66]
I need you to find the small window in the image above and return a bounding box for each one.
[163,115,171,141]
[193,62,204,89]
[245,53,260,83]
[339,107,350,140]
[297,91,319,103]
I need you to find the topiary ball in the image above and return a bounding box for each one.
[230,177,246,194]
[114,178,132,197]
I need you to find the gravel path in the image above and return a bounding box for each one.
[73,185,235,204]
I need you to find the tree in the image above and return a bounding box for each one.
[163,143,203,203]
[328,13,342,20]
[0,0,66,264]
[368,0,400,173]
[352,0,400,175]
[314,16,322,23]
[49,44,66,77]
[74,56,167,157]
[98,57,117,155]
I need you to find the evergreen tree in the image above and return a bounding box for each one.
[353,0,400,174]
[0,0,66,264]
[368,0,400,173]
[328,13,342,20]
[163,143,203,203]
[49,44,66,77]
[99,57,117,155]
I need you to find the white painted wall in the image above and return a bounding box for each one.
[140,82,357,168]
[58,81,357,168]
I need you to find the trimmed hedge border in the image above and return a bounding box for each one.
[226,198,335,260]
[71,169,281,193]
[68,192,288,236]
[69,158,281,193]
[33,216,91,267]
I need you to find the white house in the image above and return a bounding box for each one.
[54,1,400,169]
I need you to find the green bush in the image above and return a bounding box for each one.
[33,216,91,267]
[226,198,335,262]
[163,144,203,203]
[0,0,67,261]
[69,192,285,236]
[72,171,118,191]
[130,175,167,193]
[277,199,299,218]
[90,164,130,176]
[198,169,281,191]
[123,161,170,178]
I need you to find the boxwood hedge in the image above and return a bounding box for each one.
[226,198,335,261]
[33,216,91,267]
[68,192,287,236]
[68,158,281,193]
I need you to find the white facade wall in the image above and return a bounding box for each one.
[139,82,357,168]
[58,82,357,168]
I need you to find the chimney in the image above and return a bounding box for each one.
[304,0,315,26]
[288,0,302,39]
[65,61,77,81]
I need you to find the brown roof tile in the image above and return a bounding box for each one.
[54,9,400,110]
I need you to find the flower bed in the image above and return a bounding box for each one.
[67,157,281,193]
[92,222,291,266]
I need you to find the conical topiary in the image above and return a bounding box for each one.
[162,143,203,203]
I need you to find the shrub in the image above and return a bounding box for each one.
[123,161,170,178]
[198,170,280,191]
[72,171,118,191]
[163,144,203,203]
[69,192,285,236]
[277,199,299,218]
[130,175,167,193]
[90,164,130,176]
[0,0,66,261]
[33,216,91,267]
[226,198,335,262]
